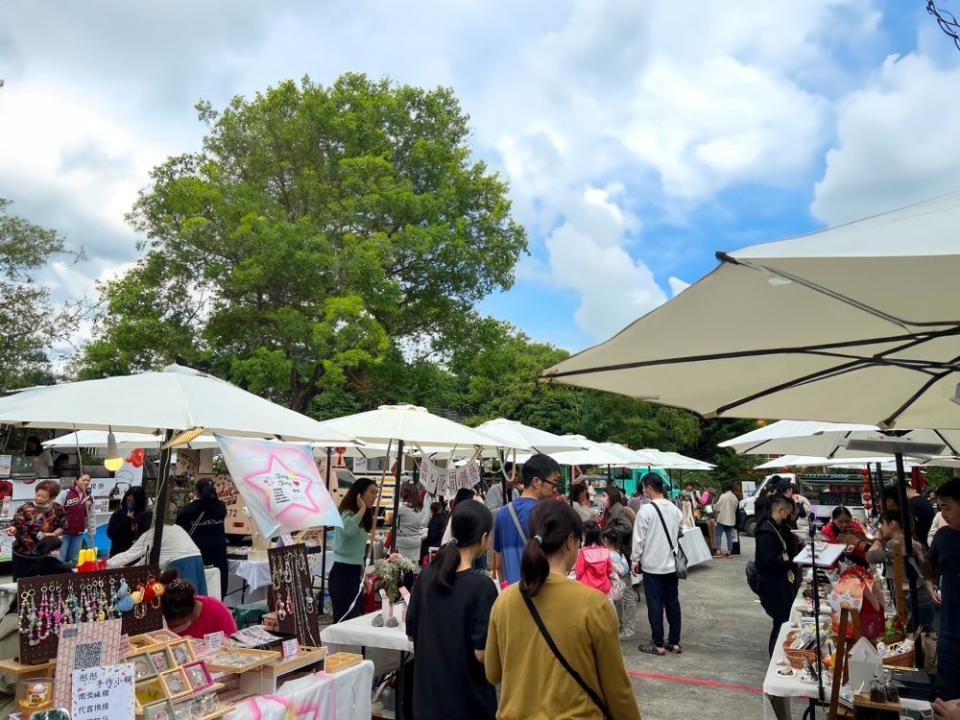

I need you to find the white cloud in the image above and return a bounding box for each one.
[546,185,666,339]
[668,277,691,296]
[812,53,960,225]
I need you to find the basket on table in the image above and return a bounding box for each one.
[783,631,821,670]
[881,647,915,668]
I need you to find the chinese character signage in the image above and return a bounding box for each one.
[72,662,135,720]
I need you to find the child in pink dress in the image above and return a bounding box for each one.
[575,521,613,597]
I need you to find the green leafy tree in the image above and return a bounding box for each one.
[0,199,76,390]
[78,75,527,411]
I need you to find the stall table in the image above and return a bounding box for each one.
[321,611,413,720]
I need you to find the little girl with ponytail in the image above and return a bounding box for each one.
[406,499,499,719]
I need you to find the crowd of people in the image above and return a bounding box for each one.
[750,474,960,710]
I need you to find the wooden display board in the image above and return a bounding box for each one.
[17,565,164,664]
[267,544,321,646]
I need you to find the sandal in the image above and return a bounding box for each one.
[638,643,666,656]
[665,644,683,654]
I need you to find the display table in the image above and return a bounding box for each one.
[679,527,713,568]
[762,621,821,720]
[321,611,414,719]
[224,660,374,720]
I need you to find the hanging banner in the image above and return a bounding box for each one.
[420,454,481,498]
[215,435,343,539]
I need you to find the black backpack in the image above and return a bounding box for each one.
[745,561,762,595]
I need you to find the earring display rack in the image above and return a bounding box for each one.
[267,544,320,647]
[16,565,164,664]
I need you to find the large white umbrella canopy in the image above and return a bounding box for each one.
[627,449,715,471]
[542,193,960,430]
[515,435,641,466]
[752,454,902,471]
[43,430,167,451]
[472,418,588,453]
[320,404,497,447]
[0,365,355,443]
[718,420,960,459]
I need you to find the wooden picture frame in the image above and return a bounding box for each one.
[147,647,174,674]
[148,629,183,645]
[128,634,160,651]
[182,661,214,692]
[143,698,176,720]
[129,650,158,681]
[135,677,166,709]
[159,668,191,699]
[167,639,195,666]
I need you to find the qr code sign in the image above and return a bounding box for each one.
[74,641,103,669]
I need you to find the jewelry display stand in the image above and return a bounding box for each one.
[17,565,164,664]
[267,543,321,646]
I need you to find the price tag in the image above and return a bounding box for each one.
[205,631,224,654]
[282,638,299,658]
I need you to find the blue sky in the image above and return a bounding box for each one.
[2,1,960,355]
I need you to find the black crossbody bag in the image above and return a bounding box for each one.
[521,591,612,719]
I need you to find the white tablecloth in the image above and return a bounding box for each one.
[229,552,335,592]
[762,621,821,720]
[320,610,414,653]
[679,527,713,568]
[224,660,374,720]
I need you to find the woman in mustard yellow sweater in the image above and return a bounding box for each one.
[485,501,641,720]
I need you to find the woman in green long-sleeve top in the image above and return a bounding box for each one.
[330,478,378,622]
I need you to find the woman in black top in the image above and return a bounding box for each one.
[106,487,147,558]
[406,499,497,720]
[176,479,228,598]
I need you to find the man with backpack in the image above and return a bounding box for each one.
[492,454,561,585]
[755,494,800,656]
[632,474,684,656]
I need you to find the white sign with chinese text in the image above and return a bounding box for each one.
[71,663,135,720]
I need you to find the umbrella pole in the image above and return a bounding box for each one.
[319,446,333,615]
[149,429,175,565]
[392,439,404,547]
[894,452,924,668]
[500,449,508,510]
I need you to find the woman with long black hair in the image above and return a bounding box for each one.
[329,478,378,622]
[485,501,640,719]
[107,487,147,558]
[406,500,497,719]
[176,479,228,598]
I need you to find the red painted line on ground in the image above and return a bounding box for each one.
[627,670,763,695]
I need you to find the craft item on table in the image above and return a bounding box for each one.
[147,647,173,673]
[182,661,214,692]
[129,650,158,680]
[72,663,135,720]
[52,619,123,710]
[19,678,52,713]
[74,548,105,573]
[205,647,280,674]
[168,639,195,666]
[128,633,158,650]
[374,553,416,604]
[147,629,182,644]
[159,668,191,699]
[143,699,176,720]
[325,652,363,674]
[419,451,481,497]
[135,677,166,708]
[215,435,343,538]
[230,625,283,648]
[267,543,321,646]
[848,636,883,693]
[793,541,846,568]
[17,566,164,664]
[24,709,70,720]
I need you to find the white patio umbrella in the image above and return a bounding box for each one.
[43,430,167,451]
[718,420,881,456]
[626,448,715,471]
[752,454,902,471]
[320,405,501,537]
[0,364,356,563]
[544,194,960,650]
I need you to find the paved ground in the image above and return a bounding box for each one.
[622,536,776,719]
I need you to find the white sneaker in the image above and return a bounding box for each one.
[619,630,635,640]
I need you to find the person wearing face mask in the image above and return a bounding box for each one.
[107,487,147,557]
[60,473,95,565]
[406,500,498,720]
[485,500,640,720]
[755,494,800,656]
[6,480,64,580]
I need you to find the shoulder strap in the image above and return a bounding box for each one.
[521,591,612,720]
[188,510,206,538]
[650,502,677,552]
[507,502,528,544]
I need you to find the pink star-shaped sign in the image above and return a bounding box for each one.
[241,452,322,520]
